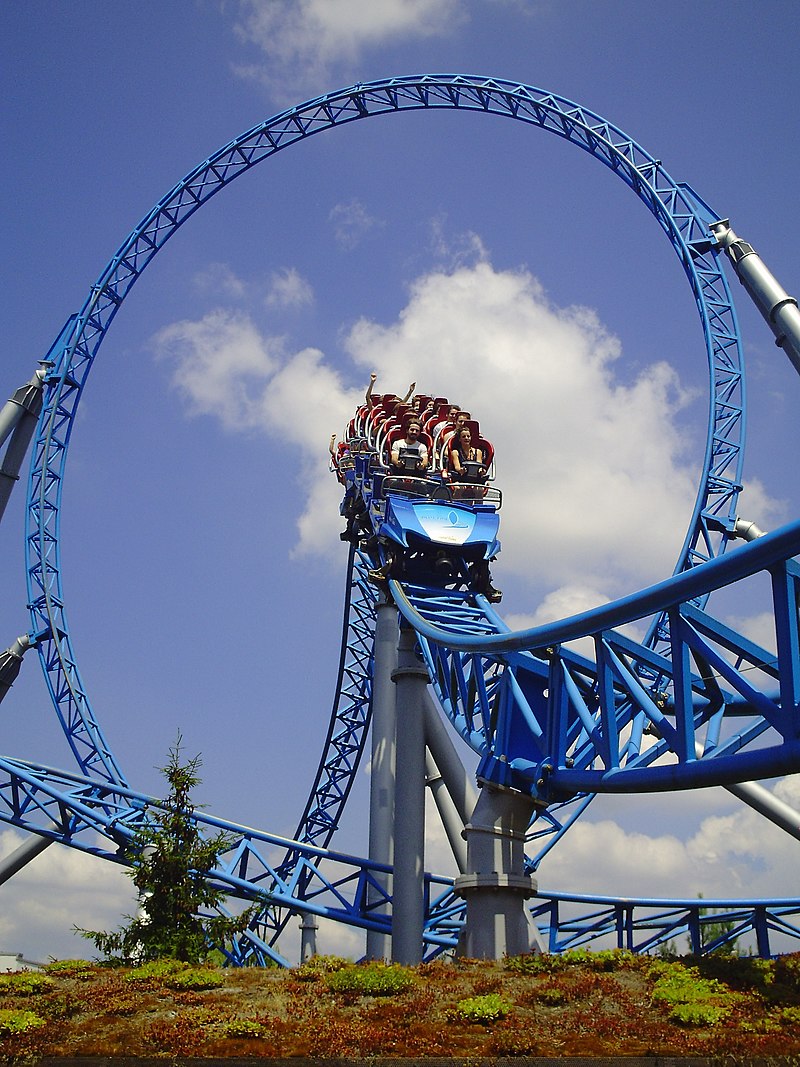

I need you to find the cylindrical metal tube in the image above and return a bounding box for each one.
[366,597,398,960]
[391,624,428,965]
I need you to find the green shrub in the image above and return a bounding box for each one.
[504,952,565,975]
[669,1001,729,1027]
[0,1008,46,1036]
[124,958,188,983]
[294,954,350,980]
[452,993,513,1024]
[165,967,225,991]
[222,1018,264,1038]
[0,971,53,996]
[38,992,84,1020]
[651,965,724,1007]
[775,953,800,990]
[537,984,568,1006]
[43,958,97,980]
[326,962,414,997]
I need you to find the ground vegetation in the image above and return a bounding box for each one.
[2,950,800,1060]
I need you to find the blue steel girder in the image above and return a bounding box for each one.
[2,754,800,960]
[26,75,745,796]
[396,519,800,801]
[0,754,454,956]
[285,547,377,853]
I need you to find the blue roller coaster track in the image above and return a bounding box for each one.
[2,75,799,964]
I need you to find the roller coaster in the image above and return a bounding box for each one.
[2,75,800,965]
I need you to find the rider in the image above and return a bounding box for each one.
[390,418,429,474]
[448,426,486,482]
[366,372,416,408]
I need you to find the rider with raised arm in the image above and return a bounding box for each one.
[366,372,416,408]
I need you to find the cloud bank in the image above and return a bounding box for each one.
[234,0,464,101]
[154,257,703,604]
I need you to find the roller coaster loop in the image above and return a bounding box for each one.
[0,75,796,963]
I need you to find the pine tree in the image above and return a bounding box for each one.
[79,737,256,964]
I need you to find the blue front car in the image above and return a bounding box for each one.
[380,489,501,560]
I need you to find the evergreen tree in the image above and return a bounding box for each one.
[79,737,256,963]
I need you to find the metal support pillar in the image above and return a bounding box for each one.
[0,636,32,705]
[423,689,478,825]
[366,596,398,960]
[711,219,800,376]
[0,833,52,886]
[299,912,318,963]
[0,365,47,526]
[455,783,538,958]
[423,689,479,874]
[391,623,428,965]
[425,751,468,873]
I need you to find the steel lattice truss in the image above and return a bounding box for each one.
[2,75,797,961]
[397,521,800,800]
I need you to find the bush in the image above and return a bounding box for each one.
[669,1001,729,1027]
[0,972,53,996]
[775,952,800,990]
[0,1008,46,1036]
[504,952,565,975]
[165,967,225,991]
[537,984,569,1005]
[222,1018,264,1038]
[651,964,724,1007]
[294,954,349,980]
[124,958,188,983]
[43,959,96,979]
[452,993,513,1024]
[326,962,414,997]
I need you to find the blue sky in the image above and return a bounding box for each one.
[1,0,799,961]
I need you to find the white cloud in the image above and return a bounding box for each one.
[234,0,464,98]
[329,199,384,251]
[153,257,757,596]
[193,262,249,301]
[540,775,800,905]
[153,309,279,430]
[344,261,700,595]
[0,830,135,962]
[266,267,314,309]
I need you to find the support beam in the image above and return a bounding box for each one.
[0,365,47,526]
[0,833,52,886]
[0,635,32,705]
[711,219,800,377]
[455,783,538,958]
[391,624,428,965]
[299,912,318,963]
[425,751,468,874]
[366,597,398,960]
[422,689,478,825]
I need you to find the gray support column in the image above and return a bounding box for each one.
[455,783,538,959]
[0,366,47,526]
[425,751,468,874]
[299,912,318,963]
[0,636,31,706]
[422,690,478,824]
[0,833,52,886]
[711,219,800,377]
[391,624,428,965]
[366,597,398,960]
